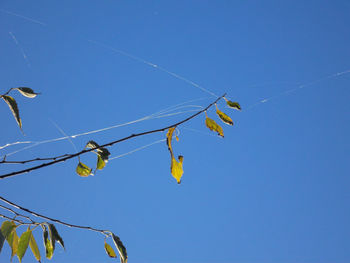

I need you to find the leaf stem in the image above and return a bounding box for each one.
[1,87,14,96]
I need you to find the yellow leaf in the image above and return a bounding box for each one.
[76,162,92,177]
[96,155,106,170]
[171,155,184,184]
[86,140,110,171]
[166,127,184,183]
[104,241,117,258]
[205,116,224,137]
[1,221,16,239]
[166,127,176,154]
[225,98,241,110]
[29,234,41,262]
[216,105,233,126]
[2,221,18,260]
[43,226,54,259]
[7,228,19,261]
[17,229,32,263]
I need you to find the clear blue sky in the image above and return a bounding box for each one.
[1,1,350,262]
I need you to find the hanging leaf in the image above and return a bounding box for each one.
[112,233,127,263]
[17,229,32,262]
[166,127,176,154]
[104,241,117,258]
[216,105,233,126]
[1,221,16,239]
[1,221,18,259]
[205,116,224,137]
[86,140,110,157]
[86,140,110,170]
[15,87,40,98]
[97,155,106,170]
[98,148,110,162]
[48,224,64,250]
[42,225,54,259]
[166,127,184,183]
[0,231,4,253]
[7,228,19,261]
[29,234,41,262]
[1,95,22,130]
[226,100,241,111]
[76,161,92,177]
[171,155,184,184]
[86,140,99,149]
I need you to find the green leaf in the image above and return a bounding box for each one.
[48,224,64,250]
[7,228,19,261]
[226,100,241,111]
[205,116,224,137]
[0,231,4,253]
[15,87,40,98]
[1,221,16,239]
[42,225,54,259]
[112,234,127,263]
[97,155,106,170]
[216,105,233,126]
[86,140,110,171]
[104,241,117,258]
[29,233,41,262]
[17,229,32,263]
[98,148,110,162]
[1,221,18,259]
[76,161,92,177]
[2,95,22,130]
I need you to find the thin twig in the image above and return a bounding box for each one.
[1,87,14,97]
[0,154,71,164]
[0,195,110,236]
[0,213,39,227]
[0,94,225,180]
[0,204,35,223]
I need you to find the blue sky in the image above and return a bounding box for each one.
[1,1,350,262]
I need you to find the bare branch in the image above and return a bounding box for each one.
[0,195,111,236]
[0,204,35,223]
[0,154,70,164]
[0,213,39,227]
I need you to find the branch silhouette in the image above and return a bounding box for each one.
[0,93,226,180]
[0,195,111,236]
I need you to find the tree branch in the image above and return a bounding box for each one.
[0,213,37,226]
[0,154,70,164]
[0,93,226,180]
[0,195,111,236]
[0,204,35,223]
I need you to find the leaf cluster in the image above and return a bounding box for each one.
[76,140,111,177]
[0,220,63,262]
